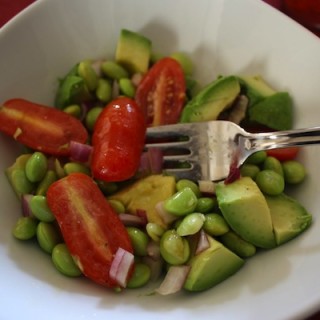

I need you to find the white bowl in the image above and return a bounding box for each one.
[1,0,320,319]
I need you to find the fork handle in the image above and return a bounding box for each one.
[245,126,320,153]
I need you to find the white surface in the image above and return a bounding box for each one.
[1,0,320,319]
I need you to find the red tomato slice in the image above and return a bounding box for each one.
[135,57,186,126]
[46,173,133,288]
[266,147,300,161]
[91,97,146,182]
[0,99,88,156]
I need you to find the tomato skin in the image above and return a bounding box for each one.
[266,147,300,161]
[0,99,88,156]
[46,173,133,288]
[135,57,186,126]
[91,97,146,182]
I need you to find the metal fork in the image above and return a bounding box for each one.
[145,120,320,182]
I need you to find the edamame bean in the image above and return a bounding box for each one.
[263,156,284,176]
[177,213,205,236]
[36,222,62,254]
[9,168,35,197]
[64,162,91,176]
[164,187,198,216]
[85,106,103,132]
[282,160,306,184]
[78,61,98,91]
[170,52,193,75]
[25,152,48,183]
[203,213,229,236]
[160,229,190,265]
[146,223,165,242]
[63,104,82,118]
[36,170,58,195]
[96,78,112,102]
[176,179,201,197]
[126,263,151,289]
[52,243,82,277]
[12,216,38,240]
[119,78,136,98]
[240,164,260,180]
[194,197,216,213]
[220,231,256,258]
[255,170,285,195]
[108,199,126,214]
[97,180,118,195]
[101,61,129,80]
[245,151,267,165]
[126,227,149,256]
[30,195,55,222]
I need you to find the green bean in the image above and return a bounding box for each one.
[101,61,129,80]
[96,78,112,102]
[194,197,216,213]
[160,229,190,265]
[25,152,48,183]
[30,195,55,222]
[36,222,62,254]
[64,162,91,176]
[263,156,284,176]
[108,199,126,214]
[126,263,151,289]
[255,170,285,196]
[177,213,205,236]
[12,217,38,240]
[164,187,198,216]
[170,52,193,75]
[63,104,82,118]
[52,243,82,277]
[240,164,260,180]
[36,170,58,196]
[146,222,165,242]
[119,78,136,98]
[78,61,98,91]
[85,106,103,132]
[203,213,229,236]
[282,160,306,184]
[245,151,267,165]
[220,231,256,258]
[126,227,149,256]
[176,179,201,197]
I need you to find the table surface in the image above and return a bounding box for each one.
[0,0,319,319]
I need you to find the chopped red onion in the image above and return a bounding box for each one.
[118,213,146,227]
[112,80,120,99]
[195,229,210,255]
[69,141,93,163]
[156,265,191,295]
[21,194,34,217]
[109,247,134,288]
[198,180,216,195]
[131,73,143,87]
[136,209,148,224]
[142,256,164,281]
[138,148,164,176]
[146,241,161,261]
[91,59,104,77]
[155,201,177,225]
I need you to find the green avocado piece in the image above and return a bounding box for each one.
[248,92,293,130]
[184,235,244,292]
[238,75,276,107]
[216,177,276,249]
[115,29,152,74]
[265,193,312,245]
[180,75,240,123]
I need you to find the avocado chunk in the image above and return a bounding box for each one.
[108,175,176,228]
[115,29,152,74]
[216,177,276,249]
[239,75,276,107]
[184,235,244,292]
[265,193,312,245]
[248,92,293,130]
[180,75,241,123]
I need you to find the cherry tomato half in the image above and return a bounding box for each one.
[91,97,146,182]
[46,173,133,288]
[266,147,300,161]
[0,99,88,156]
[135,57,186,126]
